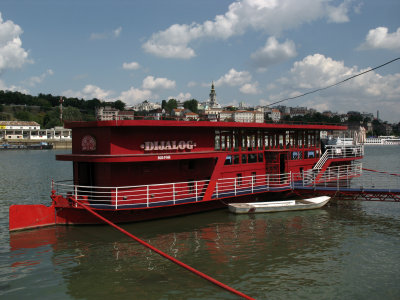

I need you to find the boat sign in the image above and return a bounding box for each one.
[141,141,196,151]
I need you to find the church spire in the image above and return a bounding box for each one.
[209,81,217,106]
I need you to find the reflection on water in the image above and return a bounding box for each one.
[1,147,400,299]
[5,204,400,300]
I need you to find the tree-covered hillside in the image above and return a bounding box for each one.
[0,90,125,128]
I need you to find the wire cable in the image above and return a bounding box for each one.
[268,57,400,106]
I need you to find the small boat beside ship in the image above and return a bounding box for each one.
[228,196,330,214]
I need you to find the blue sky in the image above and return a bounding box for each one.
[1,0,399,122]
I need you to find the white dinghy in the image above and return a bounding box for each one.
[228,196,330,214]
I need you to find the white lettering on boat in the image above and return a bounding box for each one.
[140,141,196,151]
[157,155,171,160]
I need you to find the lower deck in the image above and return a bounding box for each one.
[53,162,363,210]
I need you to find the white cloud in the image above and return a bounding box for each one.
[268,54,400,121]
[142,0,353,59]
[113,26,122,38]
[122,61,140,70]
[0,13,30,73]
[169,92,192,101]
[119,87,152,105]
[142,75,176,90]
[215,68,252,87]
[187,81,197,87]
[326,1,350,23]
[90,26,123,40]
[240,82,260,94]
[358,27,400,51]
[63,84,113,100]
[0,79,29,93]
[25,69,53,87]
[250,36,297,70]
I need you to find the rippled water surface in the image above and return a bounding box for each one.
[1,147,400,299]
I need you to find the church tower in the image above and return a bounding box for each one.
[208,81,221,108]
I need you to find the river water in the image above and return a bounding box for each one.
[0,147,399,299]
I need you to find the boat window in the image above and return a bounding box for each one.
[221,135,226,150]
[224,155,232,165]
[279,134,284,149]
[233,131,239,151]
[258,153,264,162]
[257,131,262,150]
[248,153,257,163]
[264,133,269,149]
[308,151,315,158]
[241,133,246,150]
[215,130,220,150]
[233,155,240,164]
[298,131,303,148]
[241,154,247,164]
[291,151,299,160]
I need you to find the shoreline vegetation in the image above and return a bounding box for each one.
[0,90,398,137]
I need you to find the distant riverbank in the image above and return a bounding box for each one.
[1,139,71,149]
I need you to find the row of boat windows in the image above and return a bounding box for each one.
[215,129,320,151]
[224,149,321,165]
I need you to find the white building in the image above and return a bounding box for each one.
[0,121,71,140]
[130,101,161,112]
[270,109,281,122]
[96,106,134,120]
[233,111,264,123]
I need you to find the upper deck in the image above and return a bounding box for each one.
[57,119,347,163]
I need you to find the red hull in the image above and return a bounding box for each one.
[9,192,281,231]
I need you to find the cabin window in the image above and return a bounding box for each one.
[298,131,303,148]
[291,151,299,160]
[248,153,257,163]
[215,130,220,150]
[233,131,239,151]
[308,151,315,159]
[224,155,232,165]
[264,134,269,149]
[237,173,242,186]
[221,135,226,150]
[226,134,231,150]
[233,155,240,164]
[241,154,247,164]
[279,134,284,149]
[257,131,262,150]
[258,153,264,162]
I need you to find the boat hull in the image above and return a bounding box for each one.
[228,196,330,214]
[10,192,290,231]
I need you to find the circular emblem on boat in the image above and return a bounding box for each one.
[81,135,96,151]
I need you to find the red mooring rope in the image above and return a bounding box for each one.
[70,198,255,300]
[362,168,400,177]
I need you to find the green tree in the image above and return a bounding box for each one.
[165,99,178,114]
[183,99,198,113]
[113,100,126,111]
[63,106,83,121]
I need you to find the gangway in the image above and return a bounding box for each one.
[294,167,400,202]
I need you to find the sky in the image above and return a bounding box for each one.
[0,0,399,122]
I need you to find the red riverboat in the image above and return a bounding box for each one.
[9,119,364,231]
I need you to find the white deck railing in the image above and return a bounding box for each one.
[313,145,364,170]
[53,163,363,210]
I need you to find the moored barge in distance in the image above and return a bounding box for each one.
[9,119,364,231]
